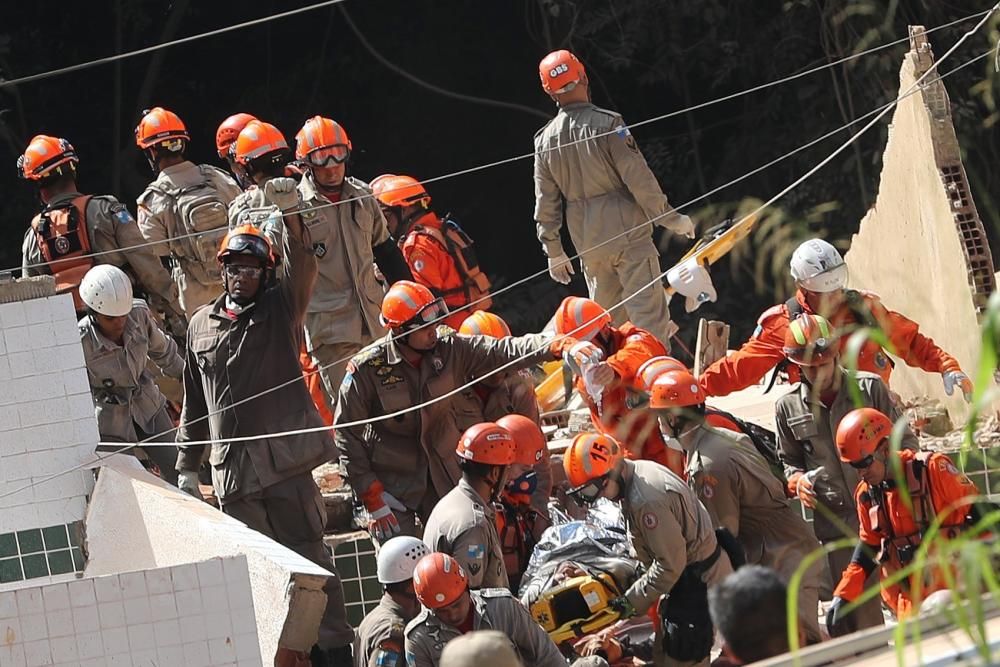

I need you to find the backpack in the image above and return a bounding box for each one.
[147,166,229,284]
[30,195,94,312]
[706,407,786,484]
[411,215,492,310]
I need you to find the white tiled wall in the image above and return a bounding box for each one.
[0,556,262,667]
[0,294,97,533]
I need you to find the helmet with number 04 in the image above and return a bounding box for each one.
[376,536,430,585]
[79,265,134,317]
[380,280,447,330]
[456,422,515,465]
[554,296,610,342]
[836,408,891,464]
[635,356,687,392]
[412,553,468,609]
[17,135,79,181]
[135,107,190,150]
[217,224,275,268]
[216,113,258,158]
[496,414,546,466]
[539,50,586,95]
[295,116,352,167]
[459,311,511,338]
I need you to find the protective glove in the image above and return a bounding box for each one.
[177,471,203,500]
[547,252,575,285]
[943,370,972,402]
[662,212,695,239]
[549,335,580,360]
[264,177,300,212]
[789,467,824,509]
[608,596,637,619]
[361,488,402,544]
[825,596,852,637]
[381,490,407,512]
[566,341,604,376]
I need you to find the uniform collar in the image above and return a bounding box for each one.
[796,367,849,407]
[380,593,407,619]
[425,593,485,631]
[83,313,135,351]
[457,478,495,518]
[45,190,85,207]
[559,101,595,112]
[300,171,362,203]
[159,160,196,178]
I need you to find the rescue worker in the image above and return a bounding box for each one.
[18,135,183,329]
[554,296,685,475]
[423,422,514,590]
[533,49,694,345]
[135,107,242,315]
[78,264,182,485]
[701,238,972,399]
[827,408,979,632]
[404,553,567,667]
[563,432,733,666]
[335,280,578,543]
[355,536,430,667]
[372,175,490,329]
[215,112,257,176]
[294,117,411,410]
[439,631,524,667]
[174,212,353,664]
[648,370,824,644]
[774,313,918,634]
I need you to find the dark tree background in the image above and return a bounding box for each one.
[1,0,997,353]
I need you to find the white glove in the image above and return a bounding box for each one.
[943,371,972,402]
[381,491,407,512]
[177,471,203,500]
[547,253,575,285]
[565,341,604,376]
[663,212,695,239]
[368,505,401,543]
[795,467,824,509]
[264,177,300,211]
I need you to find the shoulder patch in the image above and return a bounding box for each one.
[354,344,385,367]
[642,512,658,530]
[479,587,513,599]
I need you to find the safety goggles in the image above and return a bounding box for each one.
[397,298,448,334]
[848,454,875,470]
[222,234,271,261]
[567,475,608,505]
[223,264,263,280]
[305,144,350,167]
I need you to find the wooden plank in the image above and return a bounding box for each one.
[694,319,730,376]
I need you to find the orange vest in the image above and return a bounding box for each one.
[407,216,492,311]
[30,195,94,312]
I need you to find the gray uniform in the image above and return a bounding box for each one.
[136,161,241,315]
[533,102,683,342]
[22,191,182,319]
[775,369,917,631]
[298,174,391,408]
[404,588,565,667]
[423,478,508,590]
[355,594,409,667]
[79,300,183,484]
[682,426,823,643]
[335,330,555,536]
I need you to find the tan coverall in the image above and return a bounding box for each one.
[79,300,183,484]
[297,174,391,409]
[422,478,508,590]
[682,426,823,643]
[533,101,681,343]
[404,588,566,667]
[355,594,409,667]
[136,161,241,315]
[621,459,732,667]
[335,330,556,536]
[175,221,352,650]
[775,369,918,632]
[22,191,182,319]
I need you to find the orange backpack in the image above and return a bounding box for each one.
[30,195,94,311]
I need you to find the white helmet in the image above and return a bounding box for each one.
[79,265,134,317]
[789,239,848,293]
[376,536,430,585]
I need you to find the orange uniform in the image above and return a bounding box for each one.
[834,450,978,617]
[701,289,962,397]
[300,343,333,426]
[401,212,478,330]
[578,323,685,475]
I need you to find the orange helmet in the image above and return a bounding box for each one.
[496,414,546,466]
[372,174,431,209]
[649,370,706,409]
[217,224,275,268]
[456,422,515,465]
[17,135,79,181]
[380,280,446,330]
[563,432,623,499]
[635,356,687,392]
[836,408,891,465]
[783,314,839,367]
[370,173,396,194]
[539,50,586,95]
[233,120,291,166]
[216,113,257,158]
[295,116,352,166]
[459,311,511,338]
[412,553,468,609]
[554,296,611,342]
[135,107,189,150]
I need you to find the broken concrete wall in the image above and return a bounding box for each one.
[844,26,994,418]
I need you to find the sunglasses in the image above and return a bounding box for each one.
[848,454,875,470]
[568,476,609,505]
[223,264,263,279]
[397,298,448,333]
[305,145,350,167]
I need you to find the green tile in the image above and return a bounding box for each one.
[0,534,16,559]
[967,472,987,495]
[334,541,357,556]
[342,580,362,605]
[0,558,22,584]
[345,603,366,627]
[335,557,359,580]
[16,529,43,555]
[359,552,377,578]
[21,554,48,579]
[71,548,85,572]
[47,550,74,576]
[42,525,69,551]
[68,522,83,547]
[361,577,382,603]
